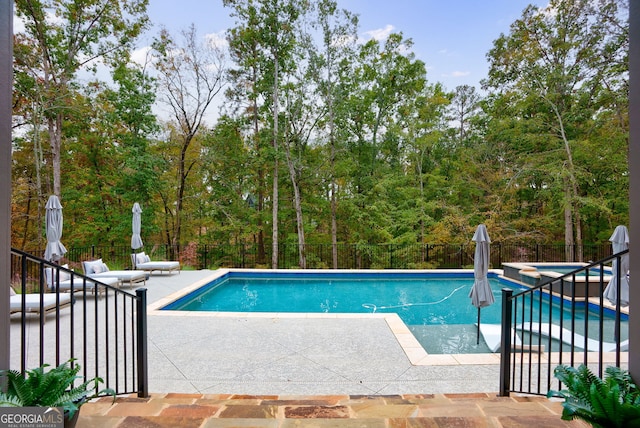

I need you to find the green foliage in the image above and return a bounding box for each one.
[0,359,115,419]
[9,0,629,256]
[548,365,640,428]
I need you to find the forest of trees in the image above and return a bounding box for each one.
[10,0,630,268]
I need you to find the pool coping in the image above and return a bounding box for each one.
[147,268,626,367]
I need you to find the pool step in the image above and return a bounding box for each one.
[477,323,523,353]
[517,322,627,352]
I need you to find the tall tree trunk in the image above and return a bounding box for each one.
[554,105,582,263]
[564,180,575,262]
[418,148,426,259]
[252,64,266,265]
[257,177,265,265]
[47,113,63,196]
[284,139,306,268]
[328,73,338,269]
[330,162,338,269]
[271,56,279,269]
[172,134,193,249]
[33,103,44,250]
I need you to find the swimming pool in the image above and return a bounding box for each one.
[162,272,510,324]
[159,270,626,355]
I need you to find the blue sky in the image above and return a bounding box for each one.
[143,0,550,91]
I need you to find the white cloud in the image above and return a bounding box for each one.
[363,24,394,41]
[205,31,228,49]
[131,46,153,67]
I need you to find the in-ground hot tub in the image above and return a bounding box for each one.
[502,262,612,298]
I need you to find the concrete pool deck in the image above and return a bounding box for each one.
[135,268,623,395]
[75,269,591,427]
[143,269,506,395]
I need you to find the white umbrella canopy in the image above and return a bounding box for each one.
[131,202,144,250]
[43,195,67,262]
[469,224,494,344]
[604,225,630,306]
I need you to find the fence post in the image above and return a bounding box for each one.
[202,245,208,270]
[499,288,513,397]
[136,288,148,398]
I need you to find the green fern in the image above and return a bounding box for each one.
[548,364,640,428]
[0,359,115,418]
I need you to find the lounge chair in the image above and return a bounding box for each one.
[82,259,147,287]
[131,251,180,275]
[45,265,121,295]
[9,287,73,315]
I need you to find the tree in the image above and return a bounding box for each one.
[101,62,161,243]
[14,0,149,197]
[309,0,359,268]
[106,63,160,202]
[224,1,268,263]
[224,0,308,268]
[200,116,253,246]
[450,85,481,145]
[483,0,628,259]
[151,25,227,249]
[339,32,427,243]
[402,83,451,246]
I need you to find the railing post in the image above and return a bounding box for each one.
[499,288,513,397]
[136,288,148,398]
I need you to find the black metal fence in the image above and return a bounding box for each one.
[9,248,148,398]
[52,242,613,270]
[499,250,628,397]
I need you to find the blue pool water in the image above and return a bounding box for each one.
[165,273,511,325]
[162,271,626,354]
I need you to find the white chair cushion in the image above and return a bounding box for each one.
[44,264,70,289]
[135,252,147,265]
[84,259,104,275]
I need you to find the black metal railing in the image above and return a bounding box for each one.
[9,248,148,398]
[499,250,629,396]
[24,242,611,270]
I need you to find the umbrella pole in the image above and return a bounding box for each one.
[477,308,481,345]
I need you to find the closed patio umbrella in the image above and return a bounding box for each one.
[604,225,629,306]
[469,224,494,344]
[43,195,67,262]
[131,202,143,251]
